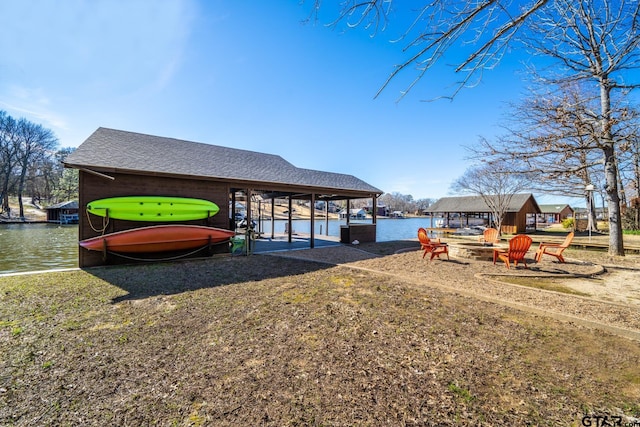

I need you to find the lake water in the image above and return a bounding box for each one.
[255,217,438,241]
[0,223,79,275]
[0,218,437,275]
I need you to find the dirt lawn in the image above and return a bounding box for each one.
[560,268,640,306]
[1,241,639,426]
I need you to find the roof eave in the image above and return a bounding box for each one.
[66,163,382,199]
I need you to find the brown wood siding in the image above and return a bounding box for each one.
[519,197,538,233]
[560,206,573,219]
[500,196,540,234]
[502,212,518,234]
[78,171,231,267]
[340,224,376,243]
[501,225,517,234]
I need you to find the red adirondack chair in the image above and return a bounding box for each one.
[493,234,533,269]
[479,227,499,245]
[535,232,574,263]
[418,228,449,261]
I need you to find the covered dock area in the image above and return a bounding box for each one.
[250,233,341,254]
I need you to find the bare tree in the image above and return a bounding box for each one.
[379,191,414,213]
[470,82,639,233]
[309,0,549,100]
[523,1,640,254]
[631,135,640,200]
[450,163,530,234]
[0,111,20,215]
[616,124,640,204]
[0,111,67,218]
[414,197,435,213]
[13,119,58,219]
[310,0,640,255]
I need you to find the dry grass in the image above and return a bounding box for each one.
[498,276,592,297]
[1,244,640,426]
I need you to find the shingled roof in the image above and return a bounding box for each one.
[45,201,79,210]
[426,194,540,213]
[64,128,382,196]
[539,204,573,214]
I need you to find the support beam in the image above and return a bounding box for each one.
[310,193,315,249]
[257,199,262,235]
[372,194,377,243]
[372,194,377,225]
[231,191,237,230]
[346,198,350,226]
[287,196,293,243]
[78,167,115,181]
[270,197,275,240]
[246,189,252,254]
[325,199,329,236]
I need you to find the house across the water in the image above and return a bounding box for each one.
[45,201,79,224]
[537,204,574,225]
[339,208,367,220]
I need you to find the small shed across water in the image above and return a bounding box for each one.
[425,194,542,234]
[537,204,574,224]
[45,201,79,224]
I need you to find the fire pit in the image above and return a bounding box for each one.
[448,242,504,261]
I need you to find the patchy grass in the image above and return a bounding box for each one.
[1,253,639,426]
[497,276,592,297]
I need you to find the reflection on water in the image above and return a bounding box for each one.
[0,223,78,275]
[0,218,438,275]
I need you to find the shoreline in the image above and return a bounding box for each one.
[0,219,53,224]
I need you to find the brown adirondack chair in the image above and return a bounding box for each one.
[493,234,533,269]
[418,228,449,261]
[535,232,574,263]
[478,227,499,245]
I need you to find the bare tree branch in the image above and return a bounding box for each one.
[307,0,640,254]
[450,162,530,233]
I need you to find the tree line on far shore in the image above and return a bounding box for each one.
[0,110,78,220]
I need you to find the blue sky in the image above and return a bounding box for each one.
[1,1,558,202]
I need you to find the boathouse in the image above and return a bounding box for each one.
[537,204,574,225]
[425,193,541,234]
[64,128,383,267]
[45,201,79,224]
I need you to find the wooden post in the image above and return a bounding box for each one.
[372,194,377,225]
[325,199,329,236]
[287,196,293,243]
[310,193,315,249]
[346,198,350,226]
[102,238,108,262]
[271,197,275,240]
[257,199,262,235]
[372,194,377,242]
[231,190,237,230]
[246,189,252,254]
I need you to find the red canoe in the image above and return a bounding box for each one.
[79,225,236,253]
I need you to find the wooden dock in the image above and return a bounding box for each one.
[425,228,458,235]
[448,233,640,254]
